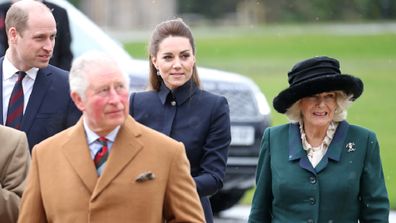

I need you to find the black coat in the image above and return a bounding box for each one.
[130,80,231,223]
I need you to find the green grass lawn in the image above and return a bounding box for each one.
[123,23,396,209]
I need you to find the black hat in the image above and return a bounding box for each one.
[273,56,364,113]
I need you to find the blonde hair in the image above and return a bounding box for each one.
[285,91,353,123]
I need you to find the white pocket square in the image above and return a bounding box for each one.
[135,171,156,183]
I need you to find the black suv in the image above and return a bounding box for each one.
[199,68,271,213]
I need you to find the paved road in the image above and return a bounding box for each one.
[214,205,249,223]
[214,205,396,223]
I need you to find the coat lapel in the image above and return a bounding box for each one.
[288,123,316,174]
[0,57,4,124]
[315,121,349,173]
[92,116,143,200]
[288,121,350,174]
[21,68,53,132]
[61,118,98,194]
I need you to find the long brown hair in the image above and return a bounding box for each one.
[148,18,201,91]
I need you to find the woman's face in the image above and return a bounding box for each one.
[151,36,196,90]
[299,92,337,129]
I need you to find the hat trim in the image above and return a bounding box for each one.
[273,74,363,113]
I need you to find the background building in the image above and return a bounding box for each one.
[80,0,176,29]
[79,0,395,30]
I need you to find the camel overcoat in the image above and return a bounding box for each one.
[0,125,30,223]
[18,116,205,223]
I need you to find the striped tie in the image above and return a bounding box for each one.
[6,71,27,129]
[94,137,109,175]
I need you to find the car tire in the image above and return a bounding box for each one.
[210,189,246,214]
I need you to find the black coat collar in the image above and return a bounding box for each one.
[158,80,198,106]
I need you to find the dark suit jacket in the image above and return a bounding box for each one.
[130,80,231,223]
[0,1,73,70]
[0,57,81,150]
[248,121,389,223]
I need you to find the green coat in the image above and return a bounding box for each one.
[248,121,389,223]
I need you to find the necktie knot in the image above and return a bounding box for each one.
[16,71,27,82]
[97,136,108,146]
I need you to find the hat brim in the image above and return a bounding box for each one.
[273,74,363,113]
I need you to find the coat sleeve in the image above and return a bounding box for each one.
[0,130,30,223]
[164,142,205,223]
[17,146,47,223]
[194,96,231,196]
[248,128,272,223]
[358,131,389,222]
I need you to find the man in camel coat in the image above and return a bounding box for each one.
[17,51,205,223]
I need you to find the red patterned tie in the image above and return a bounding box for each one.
[94,137,109,175]
[6,71,27,129]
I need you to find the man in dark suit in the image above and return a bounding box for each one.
[0,0,80,150]
[0,0,73,70]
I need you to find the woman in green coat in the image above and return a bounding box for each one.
[248,56,389,223]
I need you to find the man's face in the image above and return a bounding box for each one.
[11,9,56,70]
[72,65,130,136]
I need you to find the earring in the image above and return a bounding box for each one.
[156,70,160,76]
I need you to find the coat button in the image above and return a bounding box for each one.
[310,176,317,184]
[309,197,315,205]
[171,101,176,106]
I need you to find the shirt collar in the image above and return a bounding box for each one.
[289,120,348,162]
[3,55,38,81]
[158,83,171,105]
[299,121,338,154]
[158,79,198,105]
[83,117,120,144]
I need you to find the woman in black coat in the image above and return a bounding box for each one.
[130,18,231,223]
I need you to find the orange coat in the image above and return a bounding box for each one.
[18,116,205,223]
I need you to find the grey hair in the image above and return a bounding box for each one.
[69,50,130,100]
[285,91,353,123]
